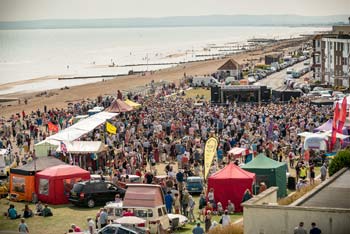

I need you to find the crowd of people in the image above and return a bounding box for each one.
[0,79,334,233]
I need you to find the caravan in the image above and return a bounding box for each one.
[191,76,221,87]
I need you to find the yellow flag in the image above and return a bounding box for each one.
[106,121,117,134]
[204,137,218,179]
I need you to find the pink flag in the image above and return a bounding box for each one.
[331,103,340,151]
[337,97,347,133]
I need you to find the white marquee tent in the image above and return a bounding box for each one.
[47,111,118,142]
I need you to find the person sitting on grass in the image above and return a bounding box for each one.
[8,204,21,219]
[216,202,224,215]
[71,224,82,232]
[35,201,43,216]
[22,204,33,218]
[227,200,235,214]
[42,204,53,217]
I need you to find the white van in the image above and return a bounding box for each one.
[225,76,238,85]
[192,76,220,87]
[113,184,171,234]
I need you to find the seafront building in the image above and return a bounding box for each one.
[312,23,350,87]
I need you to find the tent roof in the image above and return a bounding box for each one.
[56,141,105,153]
[36,165,89,178]
[10,157,66,174]
[314,119,347,132]
[46,111,118,142]
[314,119,332,132]
[217,59,240,71]
[210,163,255,180]
[241,154,286,169]
[124,99,141,108]
[105,99,133,113]
[228,147,251,156]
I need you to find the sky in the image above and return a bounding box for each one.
[0,0,349,21]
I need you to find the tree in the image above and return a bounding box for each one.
[328,150,350,176]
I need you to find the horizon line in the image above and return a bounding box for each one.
[0,13,348,23]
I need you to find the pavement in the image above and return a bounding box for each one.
[254,61,308,89]
[299,169,350,209]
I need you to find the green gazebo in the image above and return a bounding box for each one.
[241,153,287,197]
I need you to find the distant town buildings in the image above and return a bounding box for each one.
[312,22,350,88]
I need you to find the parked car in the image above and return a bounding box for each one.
[69,180,126,208]
[186,176,204,194]
[90,174,111,182]
[286,68,294,74]
[97,223,144,234]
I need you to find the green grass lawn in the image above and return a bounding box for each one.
[0,194,242,234]
[184,88,211,101]
[0,199,100,233]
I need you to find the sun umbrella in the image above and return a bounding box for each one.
[114,216,146,225]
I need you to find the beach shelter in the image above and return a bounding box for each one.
[124,99,142,109]
[9,157,66,202]
[35,165,90,204]
[241,154,287,198]
[207,163,255,212]
[105,99,133,113]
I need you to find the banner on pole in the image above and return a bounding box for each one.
[204,137,218,179]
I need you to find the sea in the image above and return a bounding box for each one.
[0,26,330,95]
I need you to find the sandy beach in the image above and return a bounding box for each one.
[0,37,308,117]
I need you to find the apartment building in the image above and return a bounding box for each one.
[312,25,350,88]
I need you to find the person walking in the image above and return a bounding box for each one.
[309,222,322,234]
[294,222,307,234]
[99,208,108,228]
[165,191,173,213]
[320,163,327,182]
[87,217,96,234]
[188,195,196,223]
[204,210,212,233]
[18,218,29,234]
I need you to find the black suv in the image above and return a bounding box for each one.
[69,180,125,208]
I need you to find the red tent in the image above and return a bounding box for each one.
[105,99,133,113]
[207,163,255,212]
[35,165,90,205]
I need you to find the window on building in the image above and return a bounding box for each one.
[330,41,332,50]
[330,55,332,64]
[316,56,320,64]
[317,40,320,47]
[12,176,25,193]
[39,179,49,195]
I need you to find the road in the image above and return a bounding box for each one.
[254,61,308,89]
